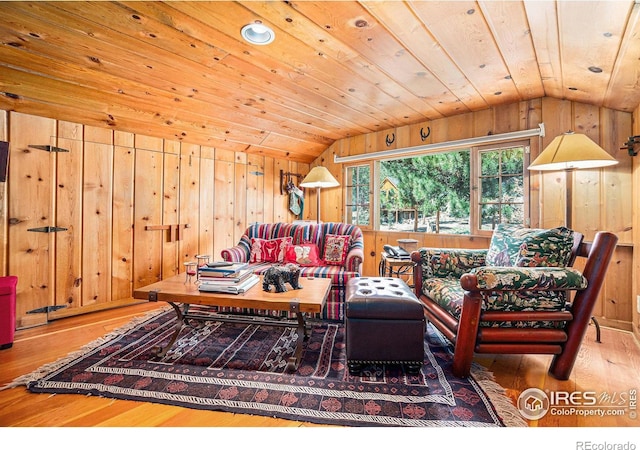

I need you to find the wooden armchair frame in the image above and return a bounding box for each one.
[413,231,618,380]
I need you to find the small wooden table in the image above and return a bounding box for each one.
[379,252,416,287]
[133,274,331,372]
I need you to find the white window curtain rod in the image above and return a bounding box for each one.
[333,123,546,164]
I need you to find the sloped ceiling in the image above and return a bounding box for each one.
[1,1,639,163]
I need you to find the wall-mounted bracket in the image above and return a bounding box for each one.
[621,135,640,156]
[27,226,68,233]
[145,224,190,242]
[28,144,69,153]
[280,169,304,195]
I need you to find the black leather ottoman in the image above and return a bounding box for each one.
[345,277,425,375]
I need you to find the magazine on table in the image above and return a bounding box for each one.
[198,274,259,294]
[198,269,253,284]
[198,262,249,277]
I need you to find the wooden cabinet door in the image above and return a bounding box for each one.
[132,148,163,289]
[55,123,83,312]
[8,113,56,328]
[162,149,180,279]
[82,140,113,307]
[178,143,200,267]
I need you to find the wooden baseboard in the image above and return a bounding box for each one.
[47,298,145,321]
[593,315,633,332]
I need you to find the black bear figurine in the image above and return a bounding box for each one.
[262,263,302,293]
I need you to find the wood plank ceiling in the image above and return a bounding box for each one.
[1,1,639,163]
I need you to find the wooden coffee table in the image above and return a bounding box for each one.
[133,274,331,372]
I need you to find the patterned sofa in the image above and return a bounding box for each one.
[221,222,364,321]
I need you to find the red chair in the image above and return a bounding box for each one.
[0,275,18,349]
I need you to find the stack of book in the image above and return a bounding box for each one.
[197,262,259,294]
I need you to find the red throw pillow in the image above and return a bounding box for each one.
[250,237,292,263]
[323,234,350,266]
[284,243,322,266]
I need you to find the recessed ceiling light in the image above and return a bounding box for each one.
[588,66,603,73]
[241,21,275,45]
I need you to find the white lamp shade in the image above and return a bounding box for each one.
[528,132,618,171]
[300,166,340,188]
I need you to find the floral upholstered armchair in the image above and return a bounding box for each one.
[412,224,618,380]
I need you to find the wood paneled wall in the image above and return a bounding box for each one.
[0,96,637,339]
[0,111,308,328]
[313,97,636,335]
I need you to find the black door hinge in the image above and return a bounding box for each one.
[27,226,68,233]
[28,144,69,153]
[27,305,67,314]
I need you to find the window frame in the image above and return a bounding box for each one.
[343,138,531,235]
[471,140,531,236]
[343,163,373,230]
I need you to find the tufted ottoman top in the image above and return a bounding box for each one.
[346,277,423,320]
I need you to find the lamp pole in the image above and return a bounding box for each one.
[315,186,322,224]
[565,168,574,229]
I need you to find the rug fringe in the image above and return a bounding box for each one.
[0,307,168,391]
[470,362,528,427]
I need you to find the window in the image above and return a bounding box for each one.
[476,144,527,231]
[345,164,371,227]
[345,140,528,235]
[379,150,470,234]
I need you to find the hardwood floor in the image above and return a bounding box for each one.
[1,302,639,431]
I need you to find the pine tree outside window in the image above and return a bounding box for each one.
[476,144,528,231]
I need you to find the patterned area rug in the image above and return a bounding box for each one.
[10,307,526,427]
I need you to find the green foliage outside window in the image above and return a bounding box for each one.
[479,147,525,230]
[380,151,471,233]
[345,165,370,226]
[359,144,526,234]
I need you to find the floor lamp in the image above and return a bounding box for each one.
[300,166,340,223]
[528,131,618,228]
[528,131,618,343]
